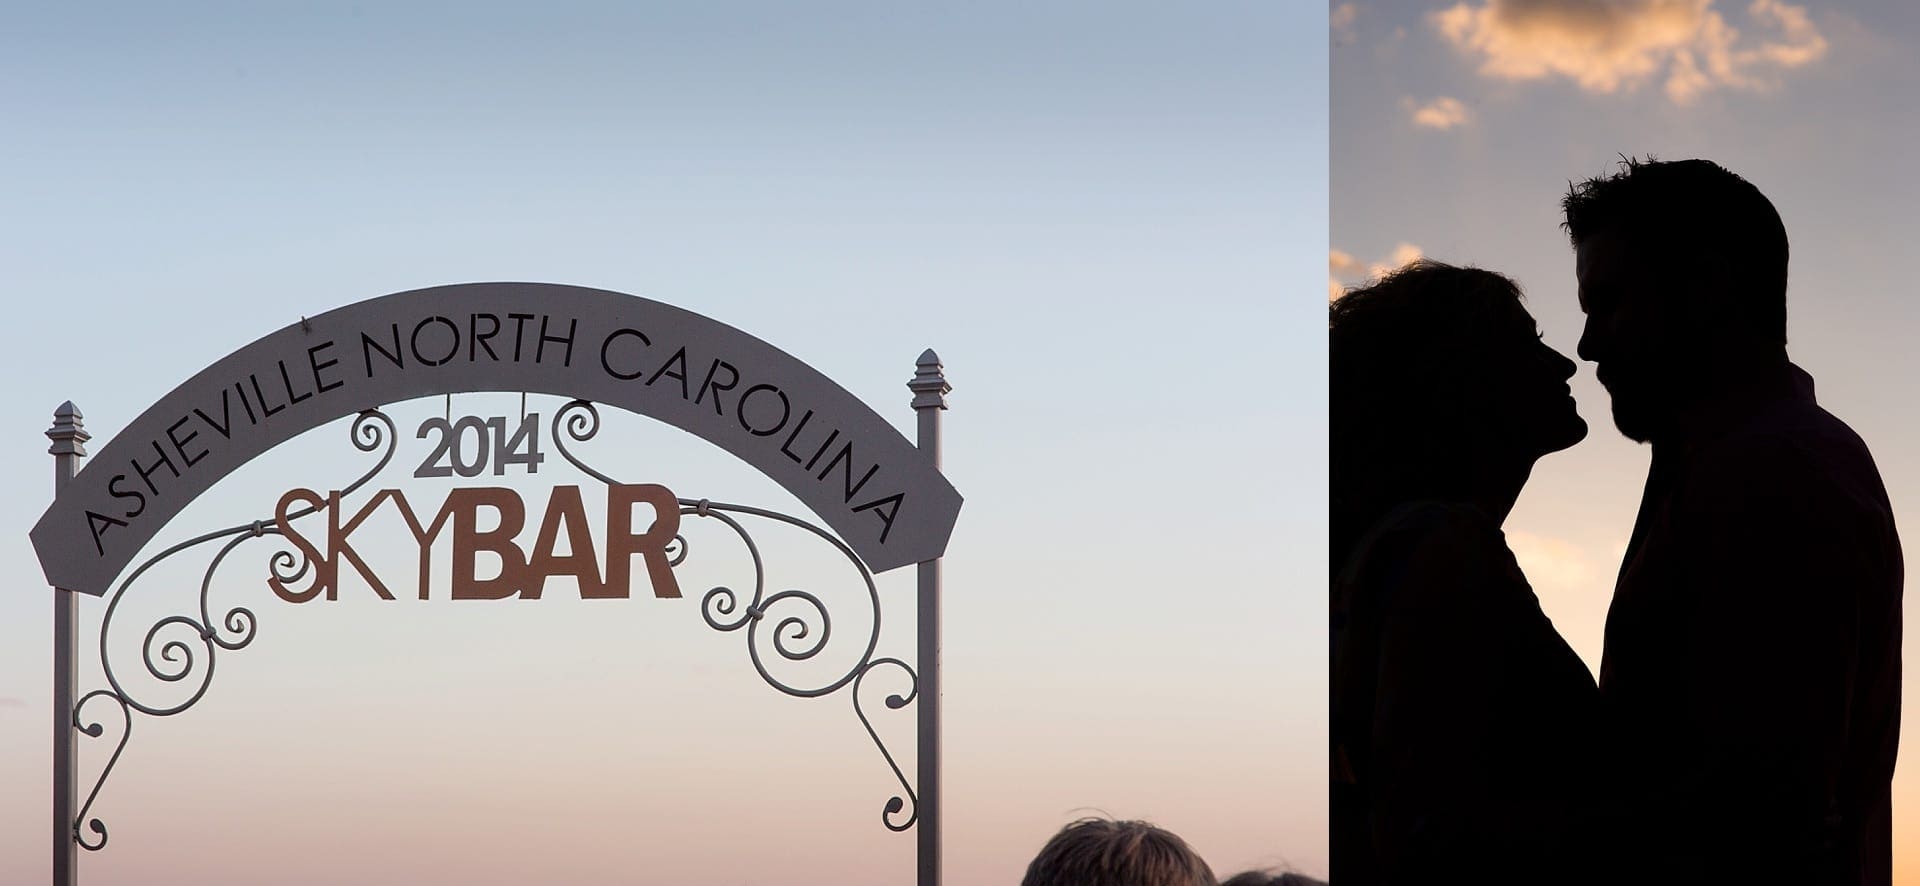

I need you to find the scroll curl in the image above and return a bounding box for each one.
[72,409,395,850]
[554,398,919,833]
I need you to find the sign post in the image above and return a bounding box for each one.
[910,351,948,886]
[48,402,88,886]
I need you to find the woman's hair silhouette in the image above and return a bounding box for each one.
[1330,260,1583,565]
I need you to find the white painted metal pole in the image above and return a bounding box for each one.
[908,352,949,886]
[48,402,88,886]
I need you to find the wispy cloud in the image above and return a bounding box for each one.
[1506,530,1604,593]
[1329,243,1425,300]
[1408,95,1472,129]
[1332,3,1360,46]
[1505,530,1626,667]
[1330,248,1366,277]
[1330,249,1362,300]
[1372,243,1425,277]
[1432,0,1827,104]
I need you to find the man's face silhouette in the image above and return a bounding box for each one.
[1576,229,1681,443]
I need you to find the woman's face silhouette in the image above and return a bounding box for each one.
[1467,297,1588,460]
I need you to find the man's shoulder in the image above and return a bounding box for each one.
[1684,399,1895,535]
[1699,399,1884,492]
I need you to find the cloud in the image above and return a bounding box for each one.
[1505,530,1626,667]
[1409,96,1472,129]
[1329,244,1425,300]
[1372,243,1426,277]
[1330,248,1365,276]
[1505,531,1603,593]
[1332,3,1360,45]
[1329,249,1363,300]
[1431,0,1827,104]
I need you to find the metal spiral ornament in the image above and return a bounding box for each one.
[71,409,396,850]
[552,398,919,833]
[551,399,619,487]
[853,657,921,831]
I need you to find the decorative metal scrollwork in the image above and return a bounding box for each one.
[70,410,397,850]
[553,399,919,831]
[70,399,919,850]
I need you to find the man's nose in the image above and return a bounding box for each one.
[1577,321,1599,363]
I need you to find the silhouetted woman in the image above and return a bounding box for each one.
[1330,261,1599,885]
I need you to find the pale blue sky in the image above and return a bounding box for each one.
[1,3,1323,883]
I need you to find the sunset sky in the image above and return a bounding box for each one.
[0,4,1319,884]
[1335,0,1920,879]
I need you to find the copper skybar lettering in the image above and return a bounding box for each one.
[269,483,682,603]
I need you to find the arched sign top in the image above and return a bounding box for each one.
[32,283,962,596]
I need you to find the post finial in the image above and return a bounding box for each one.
[909,349,951,410]
[47,401,89,458]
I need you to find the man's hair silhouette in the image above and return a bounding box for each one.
[1566,157,1796,443]
[1562,156,1788,348]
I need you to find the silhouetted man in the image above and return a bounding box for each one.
[1565,158,1901,885]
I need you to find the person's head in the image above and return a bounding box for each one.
[1220,870,1328,886]
[1021,817,1218,886]
[1562,156,1790,442]
[1330,260,1585,544]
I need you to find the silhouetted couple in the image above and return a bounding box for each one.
[1330,159,1901,886]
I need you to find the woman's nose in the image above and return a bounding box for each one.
[1553,347,1577,381]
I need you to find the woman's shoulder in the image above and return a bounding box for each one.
[1372,500,1498,539]
[1343,501,1506,579]
[1335,500,1528,630]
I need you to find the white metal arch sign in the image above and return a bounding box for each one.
[32,283,959,886]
